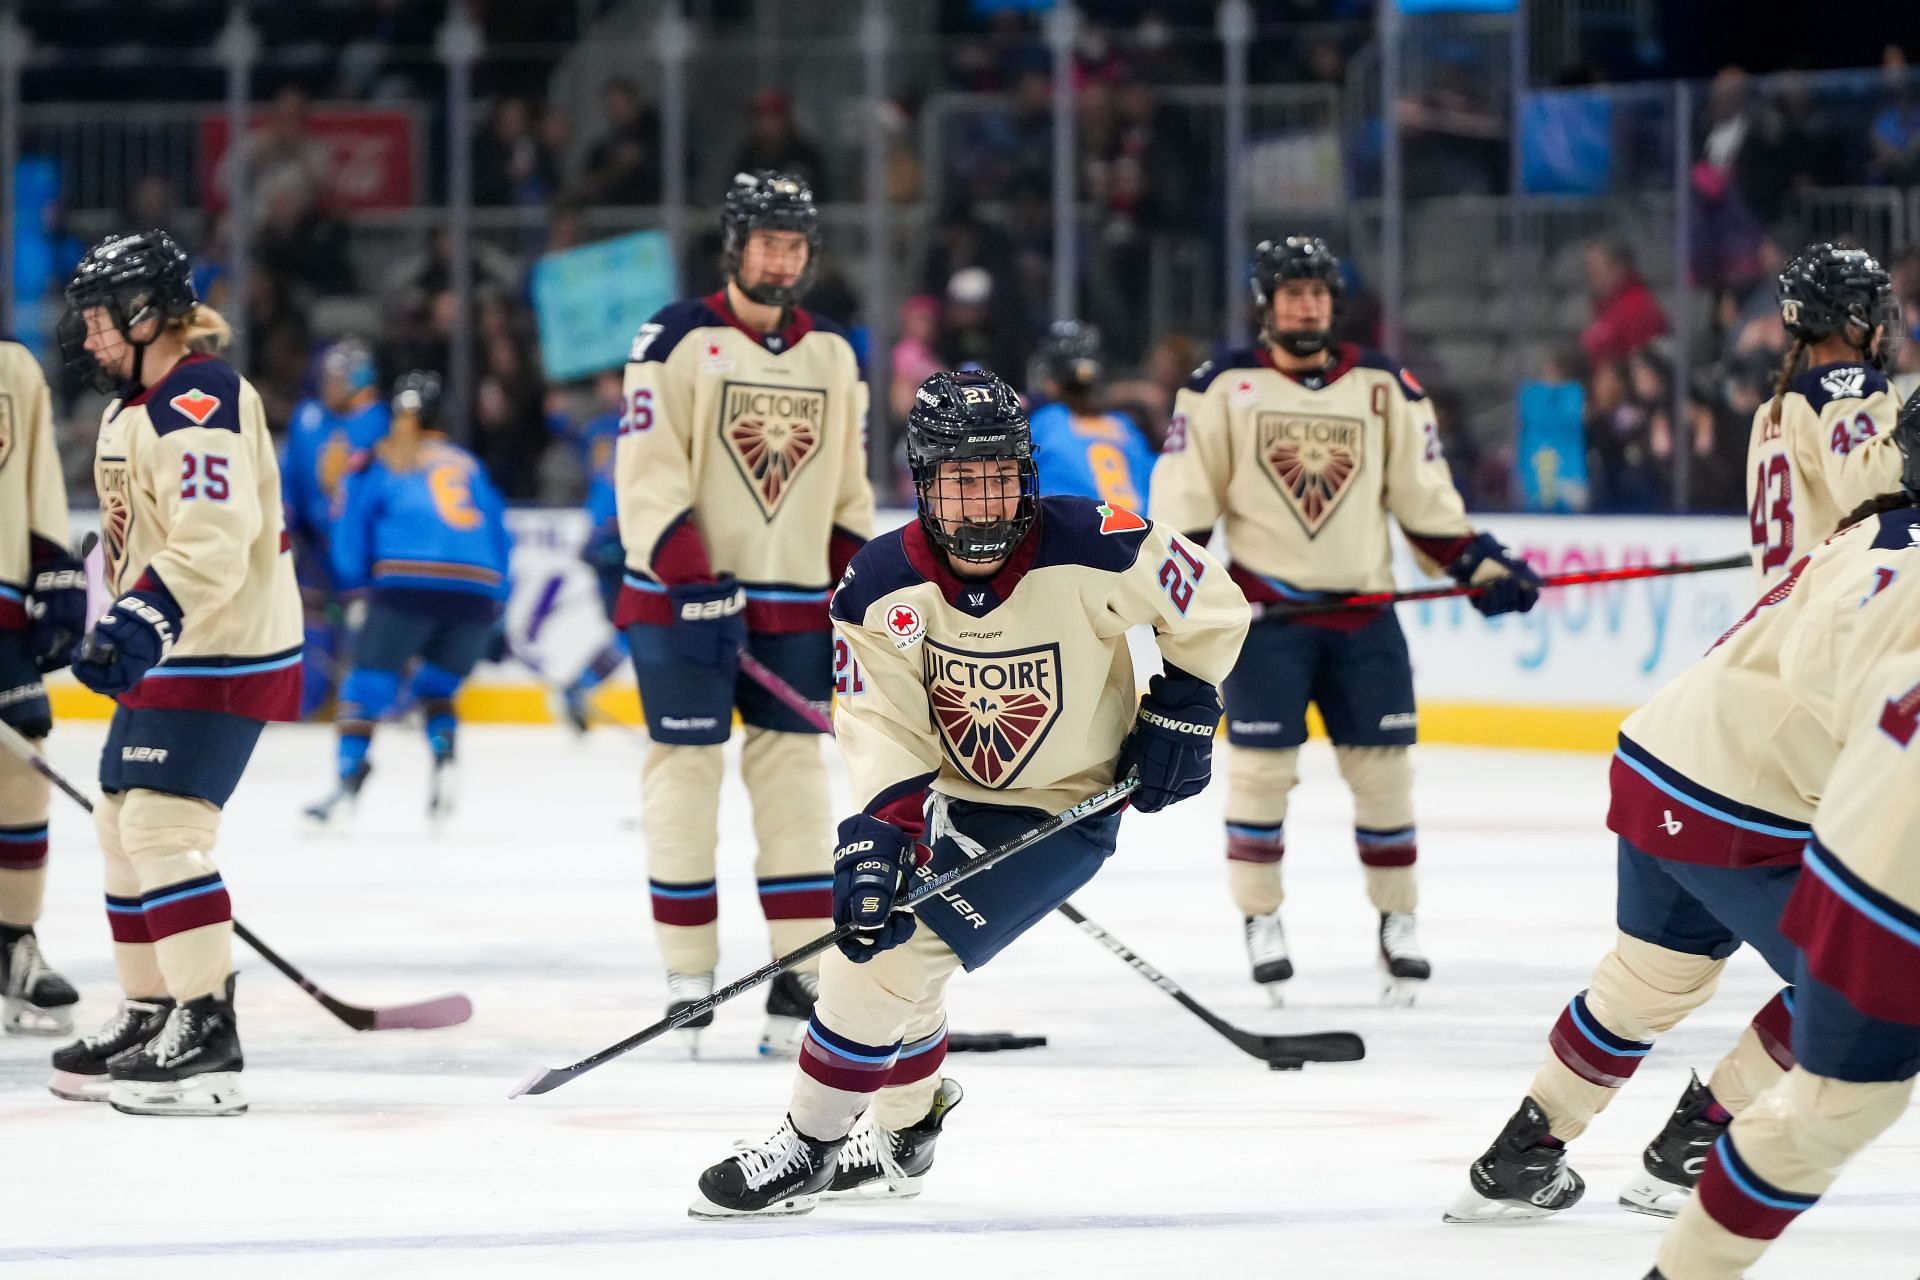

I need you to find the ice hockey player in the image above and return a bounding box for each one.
[1645,646,1920,1279]
[1448,389,1920,1225]
[281,337,391,718]
[305,372,512,825]
[1746,242,1903,589]
[1026,319,1157,510]
[558,375,629,733]
[686,368,1249,1218]
[0,335,84,1036]
[48,229,302,1116]
[1151,234,1541,1006]
[615,171,875,1056]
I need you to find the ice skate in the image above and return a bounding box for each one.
[667,969,715,1057]
[304,760,370,826]
[1243,911,1292,1005]
[1444,1096,1585,1223]
[2,927,79,1036]
[49,996,175,1101]
[758,969,818,1058]
[108,976,246,1117]
[427,748,458,827]
[1379,911,1430,1006]
[823,1078,963,1201]
[688,1114,842,1219]
[1619,1072,1727,1218]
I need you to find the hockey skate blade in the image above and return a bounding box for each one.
[1441,1186,1568,1224]
[687,1190,820,1221]
[1617,1174,1690,1219]
[108,1072,248,1117]
[5,996,75,1037]
[821,1174,925,1203]
[1381,977,1422,1008]
[47,1070,112,1103]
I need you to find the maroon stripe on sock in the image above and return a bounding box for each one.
[1749,990,1797,1071]
[883,1029,948,1088]
[759,888,832,921]
[1357,842,1417,867]
[651,893,718,927]
[0,834,48,871]
[143,884,232,941]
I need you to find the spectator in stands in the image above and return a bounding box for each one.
[890,294,943,426]
[1107,331,1203,450]
[474,96,559,208]
[1690,66,1783,290]
[226,85,331,230]
[732,90,829,199]
[474,326,549,502]
[574,78,661,206]
[121,175,198,255]
[1112,79,1199,232]
[1868,46,1920,187]
[1579,237,1668,366]
[256,180,355,298]
[937,266,1027,384]
[1585,357,1661,513]
[1718,224,1794,363]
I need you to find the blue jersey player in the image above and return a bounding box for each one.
[557,379,630,732]
[280,338,390,718]
[1026,320,1156,511]
[305,373,512,826]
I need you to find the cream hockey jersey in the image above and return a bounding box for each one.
[829,497,1249,826]
[93,354,301,718]
[1781,644,1920,1026]
[1609,503,1920,868]
[1152,343,1479,619]
[614,292,875,633]
[1746,360,1902,589]
[0,340,69,635]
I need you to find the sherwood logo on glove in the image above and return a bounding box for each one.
[1138,706,1217,737]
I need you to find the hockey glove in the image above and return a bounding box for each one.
[1447,532,1542,617]
[667,574,748,670]
[1115,672,1220,814]
[25,547,87,673]
[832,813,926,962]
[71,584,182,697]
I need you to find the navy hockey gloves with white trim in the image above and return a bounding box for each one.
[1447,532,1542,617]
[1117,672,1220,814]
[832,814,926,962]
[666,574,748,669]
[72,585,182,696]
[26,549,87,673]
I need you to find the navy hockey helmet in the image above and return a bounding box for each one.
[906,369,1039,566]
[1029,319,1104,398]
[58,229,198,393]
[1250,235,1342,358]
[721,170,821,307]
[390,370,444,431]
[1896,384,1920,496]
[1777,243,1902,369]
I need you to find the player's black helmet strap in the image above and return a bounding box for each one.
[60,229,197,395]
[1252,235,1342,357]
[906,370,1040,565]
[722,170,821,308]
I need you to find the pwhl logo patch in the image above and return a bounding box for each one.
[924,638,1063,788]
[1256,411,1363,537]
[719,381,826,519]
[168,388,222,426]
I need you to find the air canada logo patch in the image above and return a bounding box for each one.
[168,388,221,426]
[884,602,924,650]
[1096,502,1147,535]
[924,638,1063,789]
[719,381,825,520]
[1256,411,1363,537]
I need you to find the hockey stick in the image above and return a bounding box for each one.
[1253,553,1750,619]
[0,719,472,1032]
[740,659,1365,1068]
[1053,902,1364,1069]
[510,777,1139,1097]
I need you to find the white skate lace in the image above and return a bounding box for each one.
[839,1114,906,1185]
[144,1005,192,1065]
[1244,914,1287,965]
[4,934,46,998]
[794,971,819,1000]
[1531,1163,1579,1207]
[1380,913,1423,960]
[667,971,714,1002]
[732,1118,816,1190]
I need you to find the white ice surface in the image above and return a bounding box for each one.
[4,723,1915,1279]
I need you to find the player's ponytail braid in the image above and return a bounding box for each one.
[172,304,233,352]
[1769,337,1809,430]
[1837,489,1920,531]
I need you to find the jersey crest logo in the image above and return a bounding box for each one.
[98,460,133,585]
[885,602,925,650]
[924,638,1064,789]
[1255,412,1364,537]
[1820,366,1865,399]
[1096,502,1148,535]
[0,392,13,471]
[718,381,827,520]
[168,388,222,426]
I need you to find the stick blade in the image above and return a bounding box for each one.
[1263,1031,1366,1062]
[510,1064,570,1099]
[369,993,473,1032]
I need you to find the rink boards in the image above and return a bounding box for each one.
[46,510,1750,753]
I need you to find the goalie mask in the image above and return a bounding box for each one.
[906,370,1039,567]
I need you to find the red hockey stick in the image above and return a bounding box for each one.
[1253,553,1750,619]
